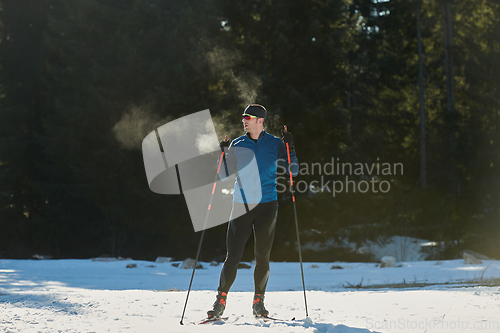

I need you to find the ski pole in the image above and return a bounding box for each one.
[180,137,228,325]
[284,125,309,318]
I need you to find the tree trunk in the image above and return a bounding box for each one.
[442,1,459,197]
[416,2,427,189]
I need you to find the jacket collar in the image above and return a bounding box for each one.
[246,130,266,140]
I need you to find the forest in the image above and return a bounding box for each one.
[1,0,500,262]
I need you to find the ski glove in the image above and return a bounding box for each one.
[281,130,295,153]
[219,138,232,150]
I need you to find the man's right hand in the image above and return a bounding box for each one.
[219,137,231,149]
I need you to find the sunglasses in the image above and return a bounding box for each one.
[242,114,258,120]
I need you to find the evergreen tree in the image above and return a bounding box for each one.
[0,0,46,258]
[39,0,229,258]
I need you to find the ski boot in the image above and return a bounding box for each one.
[207,291,227,318]
[252,293,269,317]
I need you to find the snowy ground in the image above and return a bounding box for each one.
[1,259,500,332]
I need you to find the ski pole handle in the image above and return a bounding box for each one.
[221,136,228,147]
[219,136,230,153]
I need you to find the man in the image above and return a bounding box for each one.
[207,104,298,319]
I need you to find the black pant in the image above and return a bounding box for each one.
[217,200,278,294]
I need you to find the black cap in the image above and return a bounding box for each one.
[243,104,267,119]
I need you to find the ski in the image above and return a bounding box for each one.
[197,316,228,325]
[255,315,295,322]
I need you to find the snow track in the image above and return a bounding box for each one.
[1,259,500,332]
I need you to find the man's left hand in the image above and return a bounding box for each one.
[281,129,294,152]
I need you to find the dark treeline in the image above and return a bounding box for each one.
[1,0,500,261]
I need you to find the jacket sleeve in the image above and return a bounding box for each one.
[218,144,237,181]
[277,139,299,177]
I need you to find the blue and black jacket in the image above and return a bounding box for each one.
[219,130,299,204]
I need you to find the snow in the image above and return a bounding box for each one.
[356,236,438,262]
[1,258,500,332]
[301,236,441,262]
